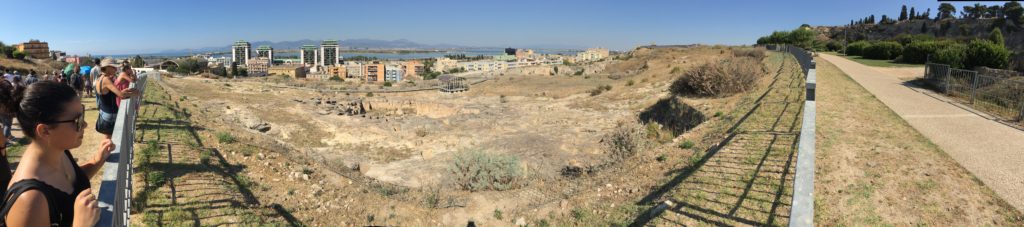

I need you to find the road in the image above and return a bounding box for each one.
[819,54,1024,212]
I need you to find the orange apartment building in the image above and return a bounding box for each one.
[363,62,385,82]
[402,61,424,79]
[16,40,49,59]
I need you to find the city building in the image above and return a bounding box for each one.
[300,45,318,66]
[363,62,385,82]
[345,62,363,79]
[432,57,458,72]
[493,53,516,62]
[319,40,340,67]
[327,65,347,79]
[232,40,251,65]
[402,60,424,79]
[457,60,506,72]
[256,45,274,60]
[575,48,610,62]
[246,57,271,76]
[269,65,306,78]
[49,50,66,60]
[515,49,535,61]
[15,40,49,59]
[385,64,404,82]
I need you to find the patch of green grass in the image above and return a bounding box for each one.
[216,132,236,144]
[915,179,938,191]
[571,208,590,221]
[147,170,166,188]
[678,140,695,149]
[493,209,503,220]
[656,154,667,162]
[834,54,921,68]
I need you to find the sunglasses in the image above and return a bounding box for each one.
[44,105,86,132]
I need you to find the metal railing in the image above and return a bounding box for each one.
[925,63,1024,123]
[96,72,150,227]
[771,44,816,227]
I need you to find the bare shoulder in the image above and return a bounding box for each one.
[6,189,50,226]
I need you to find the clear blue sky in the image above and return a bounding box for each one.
[0,0,952,55]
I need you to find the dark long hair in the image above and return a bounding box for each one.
[0,80,22,116]
[15,81,78,138]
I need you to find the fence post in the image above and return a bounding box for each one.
[970,72,979,105]
[944,68,952,95]
[925,63,933,80]
[1018,100,1024,122]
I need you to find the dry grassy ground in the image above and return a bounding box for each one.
[814,56,1024,226]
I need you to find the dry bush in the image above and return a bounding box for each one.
[733,48,767,60]
[670,56,764,97]
[449,150,525,191]
[602,120,647,161]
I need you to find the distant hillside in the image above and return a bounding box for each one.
[817,18,1024,51]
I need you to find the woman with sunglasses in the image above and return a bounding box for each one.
[1,81,116,226]
[94,58,137,141]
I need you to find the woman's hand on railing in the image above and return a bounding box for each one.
[121,88,139,97]
[72,188,100,227]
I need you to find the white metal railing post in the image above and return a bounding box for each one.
[785,45,815,227]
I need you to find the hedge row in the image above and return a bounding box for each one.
[846,38,1009,69]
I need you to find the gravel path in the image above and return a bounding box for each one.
[819,54,1024,212]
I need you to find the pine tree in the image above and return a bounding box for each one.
[910,7,917,20]
[900,5,909,21]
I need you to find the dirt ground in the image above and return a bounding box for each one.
[132,46,753,225]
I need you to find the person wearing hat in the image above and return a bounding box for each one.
[93,58,137,140]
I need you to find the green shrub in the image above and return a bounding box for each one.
[863,41,903,60]
[383,81,392,87]
[216,132,236,144]
[846,41,871,56]
[147,170,166,187]
[329,75,342,81]
[449,150,524,191]
[932,43,967,69]
[895,34,936,46]
[199,149,212,165]
[965,39,1010,69]
[824,40,844,52]
[901,40,953,64]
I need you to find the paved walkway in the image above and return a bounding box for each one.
[819,54,1024,212]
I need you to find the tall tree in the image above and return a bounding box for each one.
[925,8,932,20]
[1006,1,1024,26]
[900,5,909,21]
[910,7,917,20]
[989,5,1003,18]
[939,3,956,19]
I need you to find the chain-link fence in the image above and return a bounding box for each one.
[925,63,1024,123]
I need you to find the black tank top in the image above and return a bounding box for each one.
[0,150,91,226]
[97,78,118,114]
